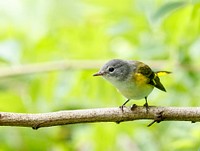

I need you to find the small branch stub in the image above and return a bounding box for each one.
[0,106,200,129]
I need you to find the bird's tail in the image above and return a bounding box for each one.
[155,71,171,77]
[151,71,171,92]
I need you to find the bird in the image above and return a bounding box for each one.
[93,59,170,112]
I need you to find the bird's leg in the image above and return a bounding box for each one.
[119,99,130,112]
[143,97,149,113]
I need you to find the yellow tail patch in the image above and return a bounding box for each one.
[155,71,171,77]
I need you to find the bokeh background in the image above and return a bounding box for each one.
[0,0,200,151]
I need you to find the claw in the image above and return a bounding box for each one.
[119,99,130,112]
[148,111,164,127]
[131,104,137,111]
[119,105,125,112]
[144,96,149,113]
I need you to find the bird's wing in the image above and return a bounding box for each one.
[131,61,167,92]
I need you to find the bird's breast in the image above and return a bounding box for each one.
[108,73,154,100]
[118,82,153,100]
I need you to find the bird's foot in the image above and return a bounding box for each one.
[143,102,149,113]
[147,111,164,127]
[131,104,137,111]
[119,99,130,112]
[119,105,125,112]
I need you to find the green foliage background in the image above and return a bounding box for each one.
[1,0,200,150]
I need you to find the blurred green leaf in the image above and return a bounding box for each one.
[152,1,187,21]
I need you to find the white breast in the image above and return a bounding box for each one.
[105,77,154,100]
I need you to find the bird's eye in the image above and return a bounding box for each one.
[108,67,115,72]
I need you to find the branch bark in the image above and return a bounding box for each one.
[0,106,200,129]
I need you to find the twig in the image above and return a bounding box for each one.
[0,106,200,129]
[0,60,104,78]
[0,60,199,78]
[0,60,169,78]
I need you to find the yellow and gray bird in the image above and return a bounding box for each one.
[93,59,170,111]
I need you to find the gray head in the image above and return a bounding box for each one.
[93,59,132,82]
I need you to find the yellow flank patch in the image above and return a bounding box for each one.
[134,73,148,85]
[156,71,171,77]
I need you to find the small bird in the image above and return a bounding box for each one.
[93,59,170,112]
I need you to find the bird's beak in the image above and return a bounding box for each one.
[93,72,105,76]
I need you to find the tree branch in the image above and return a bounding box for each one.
[0,60,198,78]
[0,60,169,78]
[0,106,200,129]
[0,60,104,78]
